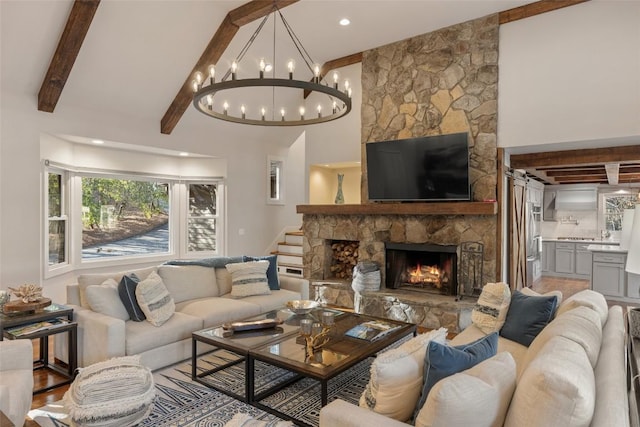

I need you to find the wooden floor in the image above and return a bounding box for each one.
[21,277,630,426]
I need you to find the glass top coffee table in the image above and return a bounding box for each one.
[192,307,415,426]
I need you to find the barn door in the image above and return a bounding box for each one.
[509,174,527,290]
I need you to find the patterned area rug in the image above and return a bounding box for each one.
[29,350,373,427]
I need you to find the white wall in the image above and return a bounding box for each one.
[305,63,363,169]
[498,0,640,148]
[0,92,305,301]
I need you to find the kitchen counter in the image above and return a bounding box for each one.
[543,237,620,244]
[587,244,627,253]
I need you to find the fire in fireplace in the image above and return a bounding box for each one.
[385,243,458,296]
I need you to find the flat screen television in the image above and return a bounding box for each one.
[366,133,470,202]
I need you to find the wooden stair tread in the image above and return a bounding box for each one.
[278,241,302,246]
[271,251,303,257]
[285,231,303,236]
[277,262,304,268]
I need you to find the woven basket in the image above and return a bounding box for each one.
[629,308,640,338]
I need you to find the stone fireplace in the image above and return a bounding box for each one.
[385,243,457,296]
[298,14,500,333]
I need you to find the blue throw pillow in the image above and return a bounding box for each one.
[117,273,146,321]
[414,332,499,420]
[500,290,557,347]
[243,255,280,290]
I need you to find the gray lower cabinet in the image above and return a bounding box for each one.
[575,244,593,276]
[541,242,555,272]
[591,252,626,297]
[543,241,591,279]
[555,243,575,274]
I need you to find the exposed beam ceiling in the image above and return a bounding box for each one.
[498,0,590,24]
[161,0,590,134]
[510,146,640,185]
[36,0,591,133]
[37,0,101,113]
[160,0,299,135]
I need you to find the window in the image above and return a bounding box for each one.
[47,171,67,267]
[187,183,219,252]
[603,193,637,231]
[81,177,170,259]
[44,163,223,276]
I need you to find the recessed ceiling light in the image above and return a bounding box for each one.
[92,139,104,144]
[179,152,189,157]
[339,18,350,26]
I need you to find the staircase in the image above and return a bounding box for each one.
[272,231,304,278]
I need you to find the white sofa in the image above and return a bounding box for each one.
[0,339,33,426]
[320,290,629,427]
[56,257,309,370]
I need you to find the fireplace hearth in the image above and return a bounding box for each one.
[385,243,458,296]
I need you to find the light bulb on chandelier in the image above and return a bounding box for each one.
[191,4,352,126]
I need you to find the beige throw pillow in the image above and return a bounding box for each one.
[85,279,130,321]
[504,336,595,427]
[226,260,271,298]
[359,328,448,422]
[135,271,175,326]
[471,282,511,333]
[415,352,517,427]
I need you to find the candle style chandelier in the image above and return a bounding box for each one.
[191,3,353,126]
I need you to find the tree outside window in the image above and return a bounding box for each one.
[48,172,67,266]
[81,177,170,259]
[187,183,218,252]
[604,193,637,231]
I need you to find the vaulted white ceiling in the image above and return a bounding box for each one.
[1,0,535,135]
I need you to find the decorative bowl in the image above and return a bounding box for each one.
[286,300,320,315]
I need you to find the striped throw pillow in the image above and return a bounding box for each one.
[226,260,271,298]
[135,271,175,326]
[471,282,511,334]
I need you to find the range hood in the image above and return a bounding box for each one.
[554,187,598,211]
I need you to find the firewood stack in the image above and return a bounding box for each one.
[330,241,359,279]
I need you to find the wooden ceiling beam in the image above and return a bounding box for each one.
[303,52,363,98]
[160,0,299,135]
[511,145,640,169]
[161,0,590,134]
[38,0,101,113]
[545,168,606,176]
[499,0,590,24]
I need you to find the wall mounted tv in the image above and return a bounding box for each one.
[366,132,470,202]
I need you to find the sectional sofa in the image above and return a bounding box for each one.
[56,257,309,370]
[320,289,629,427]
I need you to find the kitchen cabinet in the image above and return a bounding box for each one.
[541,241,555,272]
[575,243,593,276]
[543,190,556,221]
[543,240,591,279]
[591,252,626,297]
[555,188,597,211]
[555,242,575,274]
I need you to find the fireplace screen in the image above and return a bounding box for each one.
[385,243,457,296]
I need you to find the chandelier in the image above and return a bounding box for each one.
[191,4,352,126]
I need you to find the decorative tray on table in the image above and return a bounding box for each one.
[222,318,283,332]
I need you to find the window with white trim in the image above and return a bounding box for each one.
[47,170,68,267]
[187,183,219,252]
[44,163,224,276]
[603,192,637,232]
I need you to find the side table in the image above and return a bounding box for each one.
[0,303,77,394]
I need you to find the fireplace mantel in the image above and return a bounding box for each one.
[296,202,497,216]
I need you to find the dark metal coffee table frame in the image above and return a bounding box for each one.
[247,317,416,427]
[191,309,304,403]
[191,309,415,427]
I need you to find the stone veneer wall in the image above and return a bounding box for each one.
[301,16,500,330]
[361,14,499,203]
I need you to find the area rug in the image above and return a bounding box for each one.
[29,350,373,427]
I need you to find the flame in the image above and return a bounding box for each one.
[407,263,441,284]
